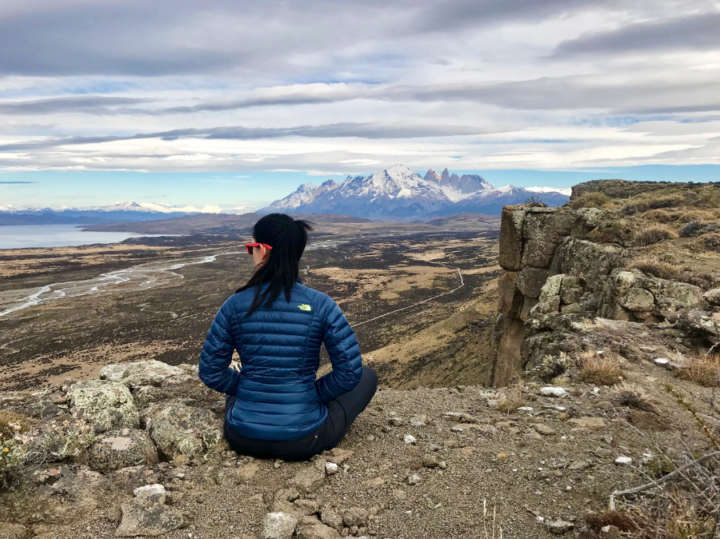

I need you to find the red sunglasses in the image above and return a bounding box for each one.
[245,242,273,254]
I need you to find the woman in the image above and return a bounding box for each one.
[198,213,377,460]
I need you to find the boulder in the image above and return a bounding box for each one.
[67,380,139,433]
[263,512,298,539]
[703,288,720,306]
[143,401,222,459]
[115,500,185,537]
[99,360,187,388]
[86,429,158,472]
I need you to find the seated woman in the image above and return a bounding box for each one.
[198,213,377,460]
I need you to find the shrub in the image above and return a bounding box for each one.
[634,225,678,246]
[612,382,656,413]
[579,352,623,385]
[495,384,526,413]
[676,353,720,387]
[702,232,720,253]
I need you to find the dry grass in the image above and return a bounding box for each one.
[568,191,612,209]
[612,382,657,413]
[579,352,623,385]
[494,384,526,413]
[676,353,720,387]
[634,224,678,246]
[629,255,683,281]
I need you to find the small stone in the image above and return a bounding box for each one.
[296,520,340,539]
[342,507,368,527]
[568,460,592,471]
[422,454,440,468]
[290,460,326,493]
[409,415,428,427]
[403,434,417,445]
[517,406,534,413]
[325,448,353,464]
[438,461,447,469]
[320,507,343,530]
[133,484,167,506]
[533,424,556,436]
[263,512,298,539]
[615,456,632,465]
[540,387,567,398]
[325,462,339,475]
[545,518,574,535]
[450,425,464,433]
[387,415,404,426]
[407,473,421,485]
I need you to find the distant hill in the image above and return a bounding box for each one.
[263,165,569,219]
[0,202,204,226]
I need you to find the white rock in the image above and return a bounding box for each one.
[614,456,632,465]
[133,483,166,505]
[263,512,298,539]
[517,406,534,413]
[540,387,567,398]
[325,462,339,475]
[407,473,421,485]
[653,357,674,370]
[403,434,417,445]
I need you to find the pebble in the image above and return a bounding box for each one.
[410,415,429,427]
[517,406,534,413]
[403,434,417,445]
[422,454,440,468]
[533,424,556,436]
[540,387,567,398]
[407,473,421,485]
[325,462,339,475]
[615,456,632,465]
[450,425,464,433]
[545,518,574,535]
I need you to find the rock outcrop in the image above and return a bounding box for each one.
[491,182,719,385]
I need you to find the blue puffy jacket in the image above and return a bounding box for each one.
[198,280,363,441]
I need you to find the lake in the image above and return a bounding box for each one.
[0,224,172,249]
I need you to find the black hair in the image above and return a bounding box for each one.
[237,213,313,317]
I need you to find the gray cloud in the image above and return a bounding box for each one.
[0,122,489,152]
[0,96,149,114]
[553,12,720,57]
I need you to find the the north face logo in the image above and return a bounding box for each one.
[298,304,312,311]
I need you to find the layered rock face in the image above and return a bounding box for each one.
[491,189,719,386]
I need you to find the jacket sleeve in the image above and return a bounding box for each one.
[198,298,241,395]
[315,297,363,403]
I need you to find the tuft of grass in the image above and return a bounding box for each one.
[634,224,678,246]
[495,384,526,413]
[568,191,611,209]
[579,352,623,385]
[676,353,720,387]
[612,382,657,413]
[629,256,683,281]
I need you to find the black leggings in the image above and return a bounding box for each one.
[223,366,378,461]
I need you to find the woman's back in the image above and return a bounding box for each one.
[199,279,363,441]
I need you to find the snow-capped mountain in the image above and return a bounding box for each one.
[264,165,569,219]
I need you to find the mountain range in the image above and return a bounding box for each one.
[263,165,569,219]
[0,202,207,226]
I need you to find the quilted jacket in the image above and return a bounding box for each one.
[198,280,363,441]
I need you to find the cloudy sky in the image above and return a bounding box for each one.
[1,0,720,210]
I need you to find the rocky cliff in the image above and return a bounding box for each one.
[491,180,720,386]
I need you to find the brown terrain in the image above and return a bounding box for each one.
[1,182,720,538]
